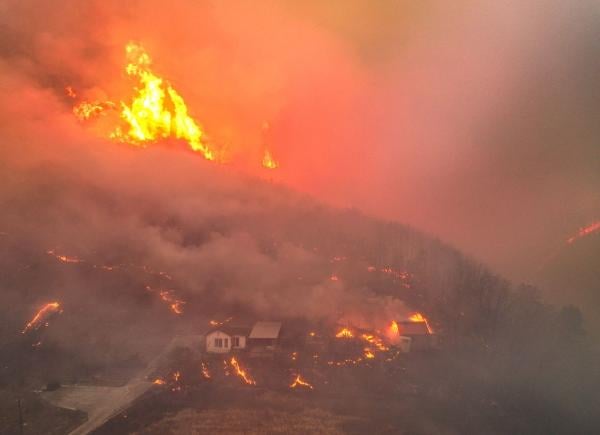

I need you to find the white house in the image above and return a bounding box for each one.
[205,326,251,354]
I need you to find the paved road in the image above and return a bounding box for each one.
[42,335,203,435]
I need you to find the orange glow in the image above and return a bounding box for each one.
[567,221,600,244]
[73,100,116,121]
[209,317,233,327]
[46,249,82,264]
[201,362,211,379]
[335,327,353,338]
[153,378,166,385]
[107,42,215,161]
[408,312,433,333]
[22,302,61,334]
[329,274,339,282]
[262,149,278,169]
[389,320,399,335]
[145,286,186,315]
[230,357,256,385]
[363,349,375,359]
[361,333,388,351]
[65,86,77,99]
[290,374,313,390]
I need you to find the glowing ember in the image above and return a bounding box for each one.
[65,86,77,98]
[46,249,83,264]
[230,357,256,385]
[73,100,116,121]
[145,286,186,315]
[335,327,354,338]
[262,149,278,169]
[209,317,233,327]
[290,374,314,390]
[363,349,375,359]
[408,312,433,333]
[201,362,211,379]
[153,378,166,385]
[361,333,389,351]
[329,274,340,282]
[108,42,215,161]
[566,221,600,244]
[389,320,399,335]
[22,302,61,334]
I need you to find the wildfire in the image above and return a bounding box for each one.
[46,249,82,264]
[209,317,233,327]
[22,302,61,334]
[566,221,600,244]
[229,357,256,385]
[145,286,185,315]
[73,100,116,121]
[153,378,166,385]
[408,312,433,334]
[361,333,388,351]
[335,327,354,338]
[363,349,375,359]
[262,149,278,169]
[389,320,399,335]
[290,374,314,390]
[201,362,211,379]
[111,42,215,160]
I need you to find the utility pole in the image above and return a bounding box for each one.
[17,398,24,435]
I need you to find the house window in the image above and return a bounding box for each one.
[214,338,223,348]
[232,337,240,347]
[224,338,229,348]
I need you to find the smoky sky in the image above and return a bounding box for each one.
[0,0,598,284]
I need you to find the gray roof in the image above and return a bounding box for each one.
[249,321,282,339]
[396,321,431,336]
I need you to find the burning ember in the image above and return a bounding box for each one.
[46,249,83,264]
[361,333,388,351]
[262,149,278,169]
[209,317,233,327]
[389,320,399,335]
[73,100,116,121]
[201,362,211,379]
[290,374,314,390]
[145,286,185,315]
[22,302,61,334]
[408,312,433,333]
[566,221,600,244]
[363,349,375,359]
[153,378,166,385]
[335,327,354,338]
[229,357,256,386]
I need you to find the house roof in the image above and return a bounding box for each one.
[396,321,430,336]
[207,325,251,337]
[249,321,282,339]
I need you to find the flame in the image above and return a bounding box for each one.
[335,327,354,338]
[262,149,278,169]
[389,320,399,335]
[46,249,82,264]
[22,302,61,334]
[363,349,375,359]
[153,378,166,385]
[230,357,256,385]
[107,42,214,161]
[290,374,313,390]
[73,100,116,121]
[201,362,211,379]
[209,317,233,327]
[408,312,433,333]
[361,333,388,351]
[145,286,185,315]
[567,221,600,244]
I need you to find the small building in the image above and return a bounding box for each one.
[395,321,435,352]
[205,326,251,354]
[248,321,281,357]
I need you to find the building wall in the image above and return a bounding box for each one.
[206,331,232,353]
[206,331,247,353]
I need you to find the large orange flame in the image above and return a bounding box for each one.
[230,357,256,385]
[109,43,215,160]
[22,302,61,334]
[409,312,433,333]
[335,327,354,338]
